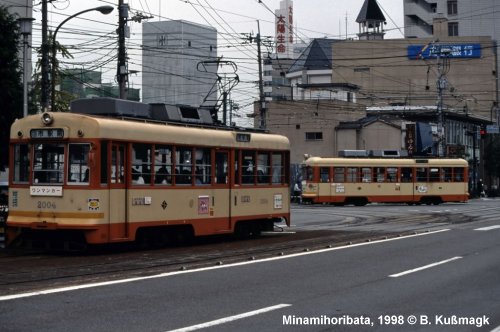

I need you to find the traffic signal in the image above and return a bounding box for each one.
[480,125,487,139]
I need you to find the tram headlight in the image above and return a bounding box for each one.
[41,112,54,126]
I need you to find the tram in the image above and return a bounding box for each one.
[301,156,469,205]
[7,100,290,247]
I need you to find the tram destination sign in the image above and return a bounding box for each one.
[30,128,64,139]
[408,44,481,60]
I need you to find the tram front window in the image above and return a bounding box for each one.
[33,143,65,184]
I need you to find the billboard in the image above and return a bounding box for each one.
[408,44,481,60]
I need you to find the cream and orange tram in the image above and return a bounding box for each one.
[7,107,290,247]
[301,156,469,206]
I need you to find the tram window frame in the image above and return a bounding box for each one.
[374,167,385,183]
[67,143,90,185]
[453,167,464,182]
[442,167,452,182]
[100,141,108,184]
[387,167,398,183]
[416,167,428,182]
[401,167,413,183]
[195,148,211,185]
[33,143,65,184]
[132,144,152,185]
[429,167,440,182]
[175,146,193,185]
[13,144,30,184]
[361,167,372,183]
[334,167,344,183]
[271,152,283,184]
[154,145,173,185]
[320,167,330,183]
[257,152,270,184]
[242,150,256,185]
[346,167,359,183]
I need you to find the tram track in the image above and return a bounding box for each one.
[0,211,477,297]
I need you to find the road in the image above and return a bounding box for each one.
[1,198,499,332]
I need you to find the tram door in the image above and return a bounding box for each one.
[215,151,231,230]
[109,143,128,239]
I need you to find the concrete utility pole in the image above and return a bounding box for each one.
[41,0,50,112]
[436,48,451,157]
[256,20,266,130]
[117,0,129,99]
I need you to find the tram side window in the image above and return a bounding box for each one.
[387,167,398,182]
[334,167,344,183]
[429,167,440,182]
[453,167,464,182]
[271,152,283,184]
[101,142,108,184]
[13,144,30,183]
[374,167,385,182]
[416,167,428,182]
[320,167,330,183]
[361,167,371,182]
[154,145,172,185]
[176,147,193,185]
[111,144,125,184]
[242,151,256,184]
[132,144,152,185]
[442,167,452,182]
[195,148,211,185]
[401,167,413,182]
[346,167,359,183]
[33,143,65,184]
[257,152,270,184]
[68,143,90,184]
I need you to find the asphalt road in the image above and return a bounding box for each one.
[1,199,499,332]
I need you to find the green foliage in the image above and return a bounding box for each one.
[0,6,23,170]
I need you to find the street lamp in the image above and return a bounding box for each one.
[51,5,114,111]
[17,17,35,117]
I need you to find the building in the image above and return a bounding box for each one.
[142,20,218,108]
[61,69,140,102]
[404,0,500,123]
[331,35,497,121]
[404,0,500,39]
[286,38,359,103]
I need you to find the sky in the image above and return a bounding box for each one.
[32,0,405,125]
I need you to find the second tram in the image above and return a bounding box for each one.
[301,156,469,205]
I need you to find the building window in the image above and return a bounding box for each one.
[305,132,323,141]
[448,22,459,36]
[447,1,458,15]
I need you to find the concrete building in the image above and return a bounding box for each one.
[255,100,366,164]
[404,0,500,123]
[142,20,218,108]
[331,35,497,121]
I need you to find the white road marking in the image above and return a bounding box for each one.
[389,256,462,278]
[165,304,291,332]
[0,229,450,302]
[490,324,500,332]
[474,225,500,231]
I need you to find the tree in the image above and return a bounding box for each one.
[0,6,23,171]
[31,33,75,113]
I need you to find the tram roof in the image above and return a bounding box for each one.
[11,112,290,150]
[303,157,468,167]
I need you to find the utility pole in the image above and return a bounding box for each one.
[117,0,128,99]
[256,20,266,130]
[436,48,450,157]
[41,0,50,112]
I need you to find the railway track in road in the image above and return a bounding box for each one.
[0,210,477,297]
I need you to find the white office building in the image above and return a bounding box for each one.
[142,20,218,108]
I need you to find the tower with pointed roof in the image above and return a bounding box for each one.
[356,0,386,40]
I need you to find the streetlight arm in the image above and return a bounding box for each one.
[51,6,114,111]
